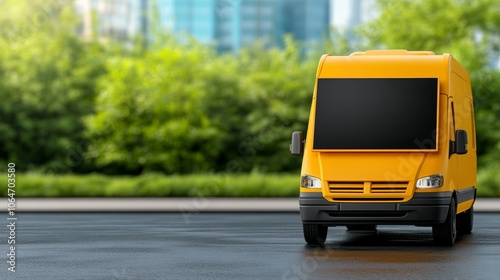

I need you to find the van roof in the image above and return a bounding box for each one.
[350,50,436,56]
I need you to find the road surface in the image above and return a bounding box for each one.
[1,213,499,279]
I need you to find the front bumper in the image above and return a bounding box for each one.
[300,192,452,226]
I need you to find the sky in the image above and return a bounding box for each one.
[330,0,378,30]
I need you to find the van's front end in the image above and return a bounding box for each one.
[291,51,475,245]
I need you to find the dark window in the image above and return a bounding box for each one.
[314,78,438,150]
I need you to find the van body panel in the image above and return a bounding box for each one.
[296,50,476,228]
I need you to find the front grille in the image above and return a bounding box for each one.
[327,211,407,218]
[329,182,364,193]
[371,182,407,193]
[332,198,404,201]
[327,181,411,202]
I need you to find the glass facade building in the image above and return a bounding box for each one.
[158,0,218,44]
[157,0,330,53]
[75,0,148,42]
[75,0,330,52]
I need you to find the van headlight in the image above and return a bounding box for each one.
[301,175,322,189]
[416,174,444,189]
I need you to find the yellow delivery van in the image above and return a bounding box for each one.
[291,50,476,246]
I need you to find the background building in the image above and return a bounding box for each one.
[74,0,382,53]
[74,0,148,42]
[157,0,330,53]
[330,0,377,42]
[71,0,333,53]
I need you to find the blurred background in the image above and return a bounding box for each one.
[0,0,499,198]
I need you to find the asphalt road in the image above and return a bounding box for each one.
[1,213,499,280]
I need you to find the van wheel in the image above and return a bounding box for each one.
[303,224,327,245]
[457,205,473,234]
[432,197,457,245]
[346,225,377,231]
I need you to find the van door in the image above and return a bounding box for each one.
[448,99,459,191]
[457,99,476,201]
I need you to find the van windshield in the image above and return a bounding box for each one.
[313,78,438,150]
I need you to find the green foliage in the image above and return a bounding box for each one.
[472,70,500,165]
[0,0,106,172]
[1,172,497,197]
[361,0,500,171]
[0,0,499,198]
[85,37,323,174]
[0,173,300,197]
[477,164,500,197]
[362,0,500,71]
[214,38,317,172]
[85,39,224,174]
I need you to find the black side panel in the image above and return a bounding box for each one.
[456,187,476,204]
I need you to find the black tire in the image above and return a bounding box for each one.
[346,225,377,231]
[432,197,457,245]
[303,224,328,245]
[457,205,473,234]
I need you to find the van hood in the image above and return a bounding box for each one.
[315,152,429,202]
[318,152,427,182]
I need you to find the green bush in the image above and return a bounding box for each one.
[2,173,300,198]
[2,172,498,198]
[0,1,107,172]
[477,165,500,197]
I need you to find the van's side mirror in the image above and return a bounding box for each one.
[290,131,303,155]
[455,130,468,155]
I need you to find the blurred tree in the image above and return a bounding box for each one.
[12,0,500,177]
[85,38,224,174]
[361,0,500,167]
[0,0,106,172]
[86,36,343,174]
[205,34,353,173]
[229,38,316,172]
